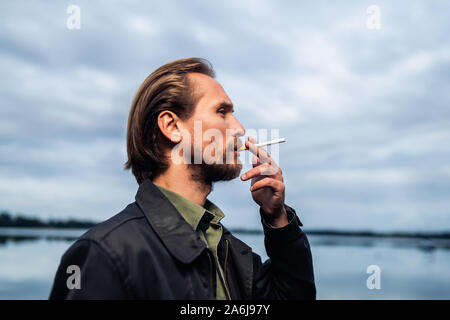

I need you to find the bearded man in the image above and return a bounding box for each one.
[49,58,315,300]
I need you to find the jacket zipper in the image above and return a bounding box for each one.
[206,245,232,300]
[223,239,231,299]
[206,251,214,298]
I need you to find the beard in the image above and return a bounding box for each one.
[189,162,243,185]
[188,143,243,185]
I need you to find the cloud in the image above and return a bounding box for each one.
[0,0,449,231]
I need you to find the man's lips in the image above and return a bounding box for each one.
[221,140,242,154]
[234,140,243,151]
[233,141,243,157]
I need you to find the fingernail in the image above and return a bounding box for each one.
[241,174,246,180]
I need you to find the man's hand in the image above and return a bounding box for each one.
[240,136,288,228]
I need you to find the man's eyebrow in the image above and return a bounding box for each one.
[215,101,234,113]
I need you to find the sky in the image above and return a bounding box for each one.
[0,0,449,232]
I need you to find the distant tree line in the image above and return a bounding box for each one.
[1,210,450,239]
[0,211,97,229]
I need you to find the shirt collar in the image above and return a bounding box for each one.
[155,184,225,231]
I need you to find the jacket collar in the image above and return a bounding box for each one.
[135,179,207,264]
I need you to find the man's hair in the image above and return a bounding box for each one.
[125,57,215,184]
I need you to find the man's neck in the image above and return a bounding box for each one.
[152,165,211,207]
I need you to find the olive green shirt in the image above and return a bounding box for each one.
[155,184,230,300]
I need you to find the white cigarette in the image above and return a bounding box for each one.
[238,138,286,151]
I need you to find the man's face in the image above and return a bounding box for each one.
[181,72,245,183]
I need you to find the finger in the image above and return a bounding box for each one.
[241,162,280,181]
[246,137,272,165]
[241,163,276,181]
[252,154,261,168]
[248,137,264,168]
[244,136,270,162]
[248,136,258,144]
[250,177,285,193]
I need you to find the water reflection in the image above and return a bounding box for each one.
[0,235,77,245]
[308,235,450,252]
[1,227,450,299]
[0,228,83,246]
[1,228,449,251]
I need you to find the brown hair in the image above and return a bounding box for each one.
[124,57,215,184]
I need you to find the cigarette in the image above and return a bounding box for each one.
[238,138,286,151]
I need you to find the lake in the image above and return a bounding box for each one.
[1,227,449,299]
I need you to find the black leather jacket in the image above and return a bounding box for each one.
[49,179,316,299]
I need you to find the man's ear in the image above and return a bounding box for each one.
[157,110,183,143]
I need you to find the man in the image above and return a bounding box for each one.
[49,58,315,300]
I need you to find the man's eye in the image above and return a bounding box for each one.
[218,109,226,115]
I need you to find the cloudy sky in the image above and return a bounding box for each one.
[1,0,449,232]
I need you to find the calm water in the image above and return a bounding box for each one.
[1,227,449,299]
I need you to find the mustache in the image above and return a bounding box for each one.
[200,138,243,151]
[227,139,243,151]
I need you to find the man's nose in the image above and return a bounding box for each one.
[230,115,245,137]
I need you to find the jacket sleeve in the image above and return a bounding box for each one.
[48,239,130,300]
[252,204,316,300]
